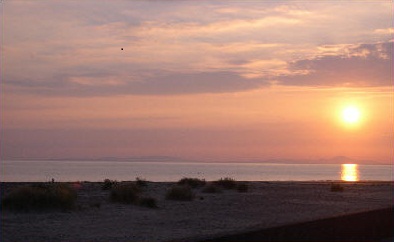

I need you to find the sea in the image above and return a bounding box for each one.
[1,160,392,182]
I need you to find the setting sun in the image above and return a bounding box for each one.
[342,106,361,124]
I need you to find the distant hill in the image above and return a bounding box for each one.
[260,156,388,165]
[4,156,389,165]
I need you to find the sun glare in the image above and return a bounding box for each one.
[342,106,361,124]
[341,164,359,182]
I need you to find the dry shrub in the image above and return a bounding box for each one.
[1,183,77,211]
[177,177,206,188]
[202,183,222,193]
[110,182,141,204]
[214,177,237,189]
[136,177,148,187]
[166,185,194,201]
[102,179,117,190]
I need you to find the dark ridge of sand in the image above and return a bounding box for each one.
[197,207,394,242]
[1,181,393,242]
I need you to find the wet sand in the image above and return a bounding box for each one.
[1,181,393,242]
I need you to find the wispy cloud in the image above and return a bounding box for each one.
[278,42,392,87]
[3,1,392,96]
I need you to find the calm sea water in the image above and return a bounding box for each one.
[0,160,392,182]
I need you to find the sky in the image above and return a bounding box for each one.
[1,1,393,163]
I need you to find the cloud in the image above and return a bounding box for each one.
[6,42,391,96]
[6,70,269,96]
[277,42,392,87]
[3,1,392,96]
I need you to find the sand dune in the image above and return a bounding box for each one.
[1,181,393,242]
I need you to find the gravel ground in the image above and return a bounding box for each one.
[1,181,393,242]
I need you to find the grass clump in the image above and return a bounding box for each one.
[110,182,141,204]
[237,183,249,193]
[202,183,222,193]
[138,197,158,208]
[1,183,77,211]
[136,177,148,187]
[166,185,194,201]
[330,183,344,192]
[177,177,206,188]
[110,181,157,208]
[102,179,117,190]
[214,177,237,189]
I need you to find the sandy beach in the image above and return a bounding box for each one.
[1,181,393,242]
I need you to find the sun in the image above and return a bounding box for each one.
[342,106,361,124]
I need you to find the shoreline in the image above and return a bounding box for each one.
[1,180,393,184]
[2,161,392,183]
[2,181,393,242]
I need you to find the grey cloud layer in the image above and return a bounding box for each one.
[8,71,266,96]
[278,42,392,87]
[6,41,392,96]
[3,1,392,96]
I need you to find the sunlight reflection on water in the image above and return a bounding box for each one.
[341,164,359,181]
[2,160,392,182]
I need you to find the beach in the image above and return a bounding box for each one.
[1,181,393,242]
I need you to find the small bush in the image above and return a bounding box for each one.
[166,185,194,201]
[138,197,158,208]
[177,177,206,188]
[202,183,222,193]
[237,183,249,193]
[331,183,344,192]
[110,183,140,204]
[214,177,237,189]
[102,179,117,190]
[1,183,77,211]
[136,177,148,187]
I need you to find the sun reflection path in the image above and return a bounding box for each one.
[341,164,359,182]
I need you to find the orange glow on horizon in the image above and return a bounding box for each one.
[341,164,359,182]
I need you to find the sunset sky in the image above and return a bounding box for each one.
[1,1,393,163]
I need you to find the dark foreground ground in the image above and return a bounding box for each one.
[198,206,393,242]
[1,181,393,242]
